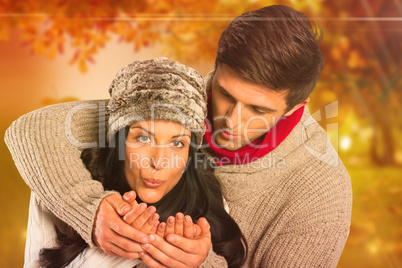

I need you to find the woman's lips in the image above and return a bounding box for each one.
[142,178,163,188]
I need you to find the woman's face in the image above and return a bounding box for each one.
[125,120,191,204]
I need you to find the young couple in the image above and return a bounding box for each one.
[6,5,352,268]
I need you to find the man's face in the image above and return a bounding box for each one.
[210,64,296,151]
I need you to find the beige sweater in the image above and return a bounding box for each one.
[5,99,352,267]
[202,107,352,267]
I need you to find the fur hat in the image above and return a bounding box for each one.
[106,57,207,147]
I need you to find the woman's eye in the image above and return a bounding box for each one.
[171,140,184,148]
[137,135,151,143]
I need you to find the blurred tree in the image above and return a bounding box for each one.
[0,0,264,71]
[310,0,402,165]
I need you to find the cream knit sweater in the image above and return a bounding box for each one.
[25,192,141,267]
[5,99,352,267]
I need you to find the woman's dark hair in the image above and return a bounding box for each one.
[40,126,248,267]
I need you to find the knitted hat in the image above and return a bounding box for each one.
[106,57,207,148]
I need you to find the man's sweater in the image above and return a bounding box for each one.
[5,99,352,267]
[201,106,352,267]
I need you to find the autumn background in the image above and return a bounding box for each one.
[0,0,401,267]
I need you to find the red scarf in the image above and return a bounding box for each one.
[204,104,304,166]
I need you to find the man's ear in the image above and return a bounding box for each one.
[284,97,310,117]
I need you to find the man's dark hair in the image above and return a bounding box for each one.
[216,5,324,111]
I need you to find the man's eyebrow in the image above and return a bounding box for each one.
[130,126,154,136]
[217,80,277,113]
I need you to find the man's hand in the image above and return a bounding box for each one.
[92,191,150,259]
[139,217,212,268]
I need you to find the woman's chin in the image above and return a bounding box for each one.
[138,192,163,204]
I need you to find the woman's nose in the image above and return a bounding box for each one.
[150,157,162,170]
[150,146,168,171]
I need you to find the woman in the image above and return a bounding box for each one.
[34,57,247,267]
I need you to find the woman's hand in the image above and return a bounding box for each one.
[156,213,201,239]
[139,217,212,268]
[123,201,160,234]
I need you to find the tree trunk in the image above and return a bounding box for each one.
[370,113,395,165]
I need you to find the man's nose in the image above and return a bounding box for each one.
[225,102,242,129]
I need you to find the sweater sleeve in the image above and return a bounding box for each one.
[261,161,352,268]
[4,100,116,247]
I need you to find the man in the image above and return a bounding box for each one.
[6,5,352,268]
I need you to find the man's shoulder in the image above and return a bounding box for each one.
[280,106,344,170]
[268,106,351,203]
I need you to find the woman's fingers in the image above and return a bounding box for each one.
[150,221,159,234]
[131,205,156,231]
[175,213,184,236]
[140,212,160,234]
[196,217,211,238]
[164,216,175,237]
[138,216,210,267]
[156,222,166,237]
[166,217,211,253]
[123,203,147,225]
[183,215,194,239]
[124,204,157,231]
[193,224,202,237]
[160,214,200,239]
